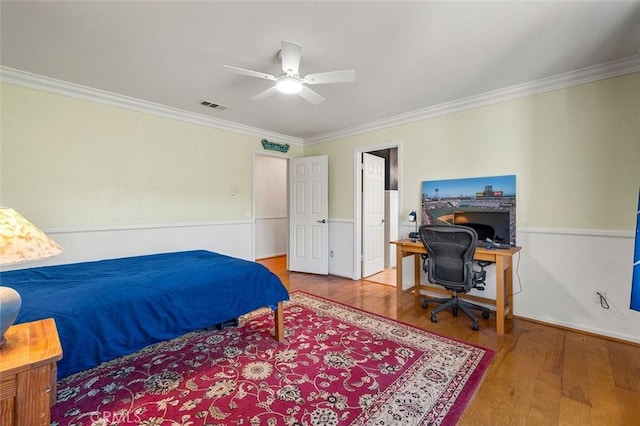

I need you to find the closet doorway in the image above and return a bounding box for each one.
[355,143,400,284]
[253,153,288,261]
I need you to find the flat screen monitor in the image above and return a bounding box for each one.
[453,210,513,245]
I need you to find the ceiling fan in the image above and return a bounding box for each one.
[224,40,356,104]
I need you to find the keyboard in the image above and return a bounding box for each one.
[476,240,511,249]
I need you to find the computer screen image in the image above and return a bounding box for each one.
[453,210,514,245]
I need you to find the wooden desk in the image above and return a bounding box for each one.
[391,239,521,334]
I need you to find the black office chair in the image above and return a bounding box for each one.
[418,224,491,331]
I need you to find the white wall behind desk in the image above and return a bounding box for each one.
[515,228,636,343]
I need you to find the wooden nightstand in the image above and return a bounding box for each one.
[0,318,63,426]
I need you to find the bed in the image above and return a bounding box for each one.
[0,250,289,379]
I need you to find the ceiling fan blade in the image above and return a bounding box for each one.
[251,86,278,100]
[224,65,276,81]
[298,86,325,104]
[281,40,302,75]
[304,69,356,85]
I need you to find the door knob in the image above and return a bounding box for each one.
[317,219,327,223]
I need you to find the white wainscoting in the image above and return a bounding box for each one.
[255,216,287,259]
[1,221,254,271]
[5,218,637,344]
[514,228,638,344]
[328,219,355,279]
[384,191,398,268]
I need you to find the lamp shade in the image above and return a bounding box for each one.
[0,208,63,265]
[0,207,63,347]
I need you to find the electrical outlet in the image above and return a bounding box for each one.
[595,290,607,304]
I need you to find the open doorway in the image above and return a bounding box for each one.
[253,153,288,261]
[354,142,401,283]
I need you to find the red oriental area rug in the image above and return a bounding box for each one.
[51,292,493,425]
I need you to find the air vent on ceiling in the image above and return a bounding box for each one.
[200,100,227,111]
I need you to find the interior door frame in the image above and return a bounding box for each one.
[252,150,292,262]
[362,152,386,277]
[353,140,403,280]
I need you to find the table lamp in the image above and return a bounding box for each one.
[407,210,419,238]
[0,207,63,347]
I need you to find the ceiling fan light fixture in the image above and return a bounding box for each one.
[276,77,302,94]
[224,40,354,103]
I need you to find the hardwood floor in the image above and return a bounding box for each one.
[258,256,640,425]
[363,267,396,287]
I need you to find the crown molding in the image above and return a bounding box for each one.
[0,66,303,146]
[3,55,639,147]
[304,55,640,145]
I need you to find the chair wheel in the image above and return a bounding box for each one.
[482,311,490,319]
[422,300,428,309]
[472,322,479,331]
[452,307,458,317]
[430,313,438,323]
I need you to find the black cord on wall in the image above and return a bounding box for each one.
[596,291,610,309]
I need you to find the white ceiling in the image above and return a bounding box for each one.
[1,1,639,143]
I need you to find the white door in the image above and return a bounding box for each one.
[288,155,329,274]
[362,153,385,277]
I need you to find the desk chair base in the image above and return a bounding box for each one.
[423,294,490,331]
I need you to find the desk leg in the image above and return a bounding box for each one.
[396,245,404,302]
[505,258,514,320]
[495,256,505,335]
[414,253,422,302]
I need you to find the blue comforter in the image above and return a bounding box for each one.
[0,250,289,379]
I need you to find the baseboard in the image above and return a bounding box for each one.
[515,314,640,347]
[255,254,286,261]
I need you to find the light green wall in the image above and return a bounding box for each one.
[0,83,303,227]
[305,73,640,230]
[2,74,638,231]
